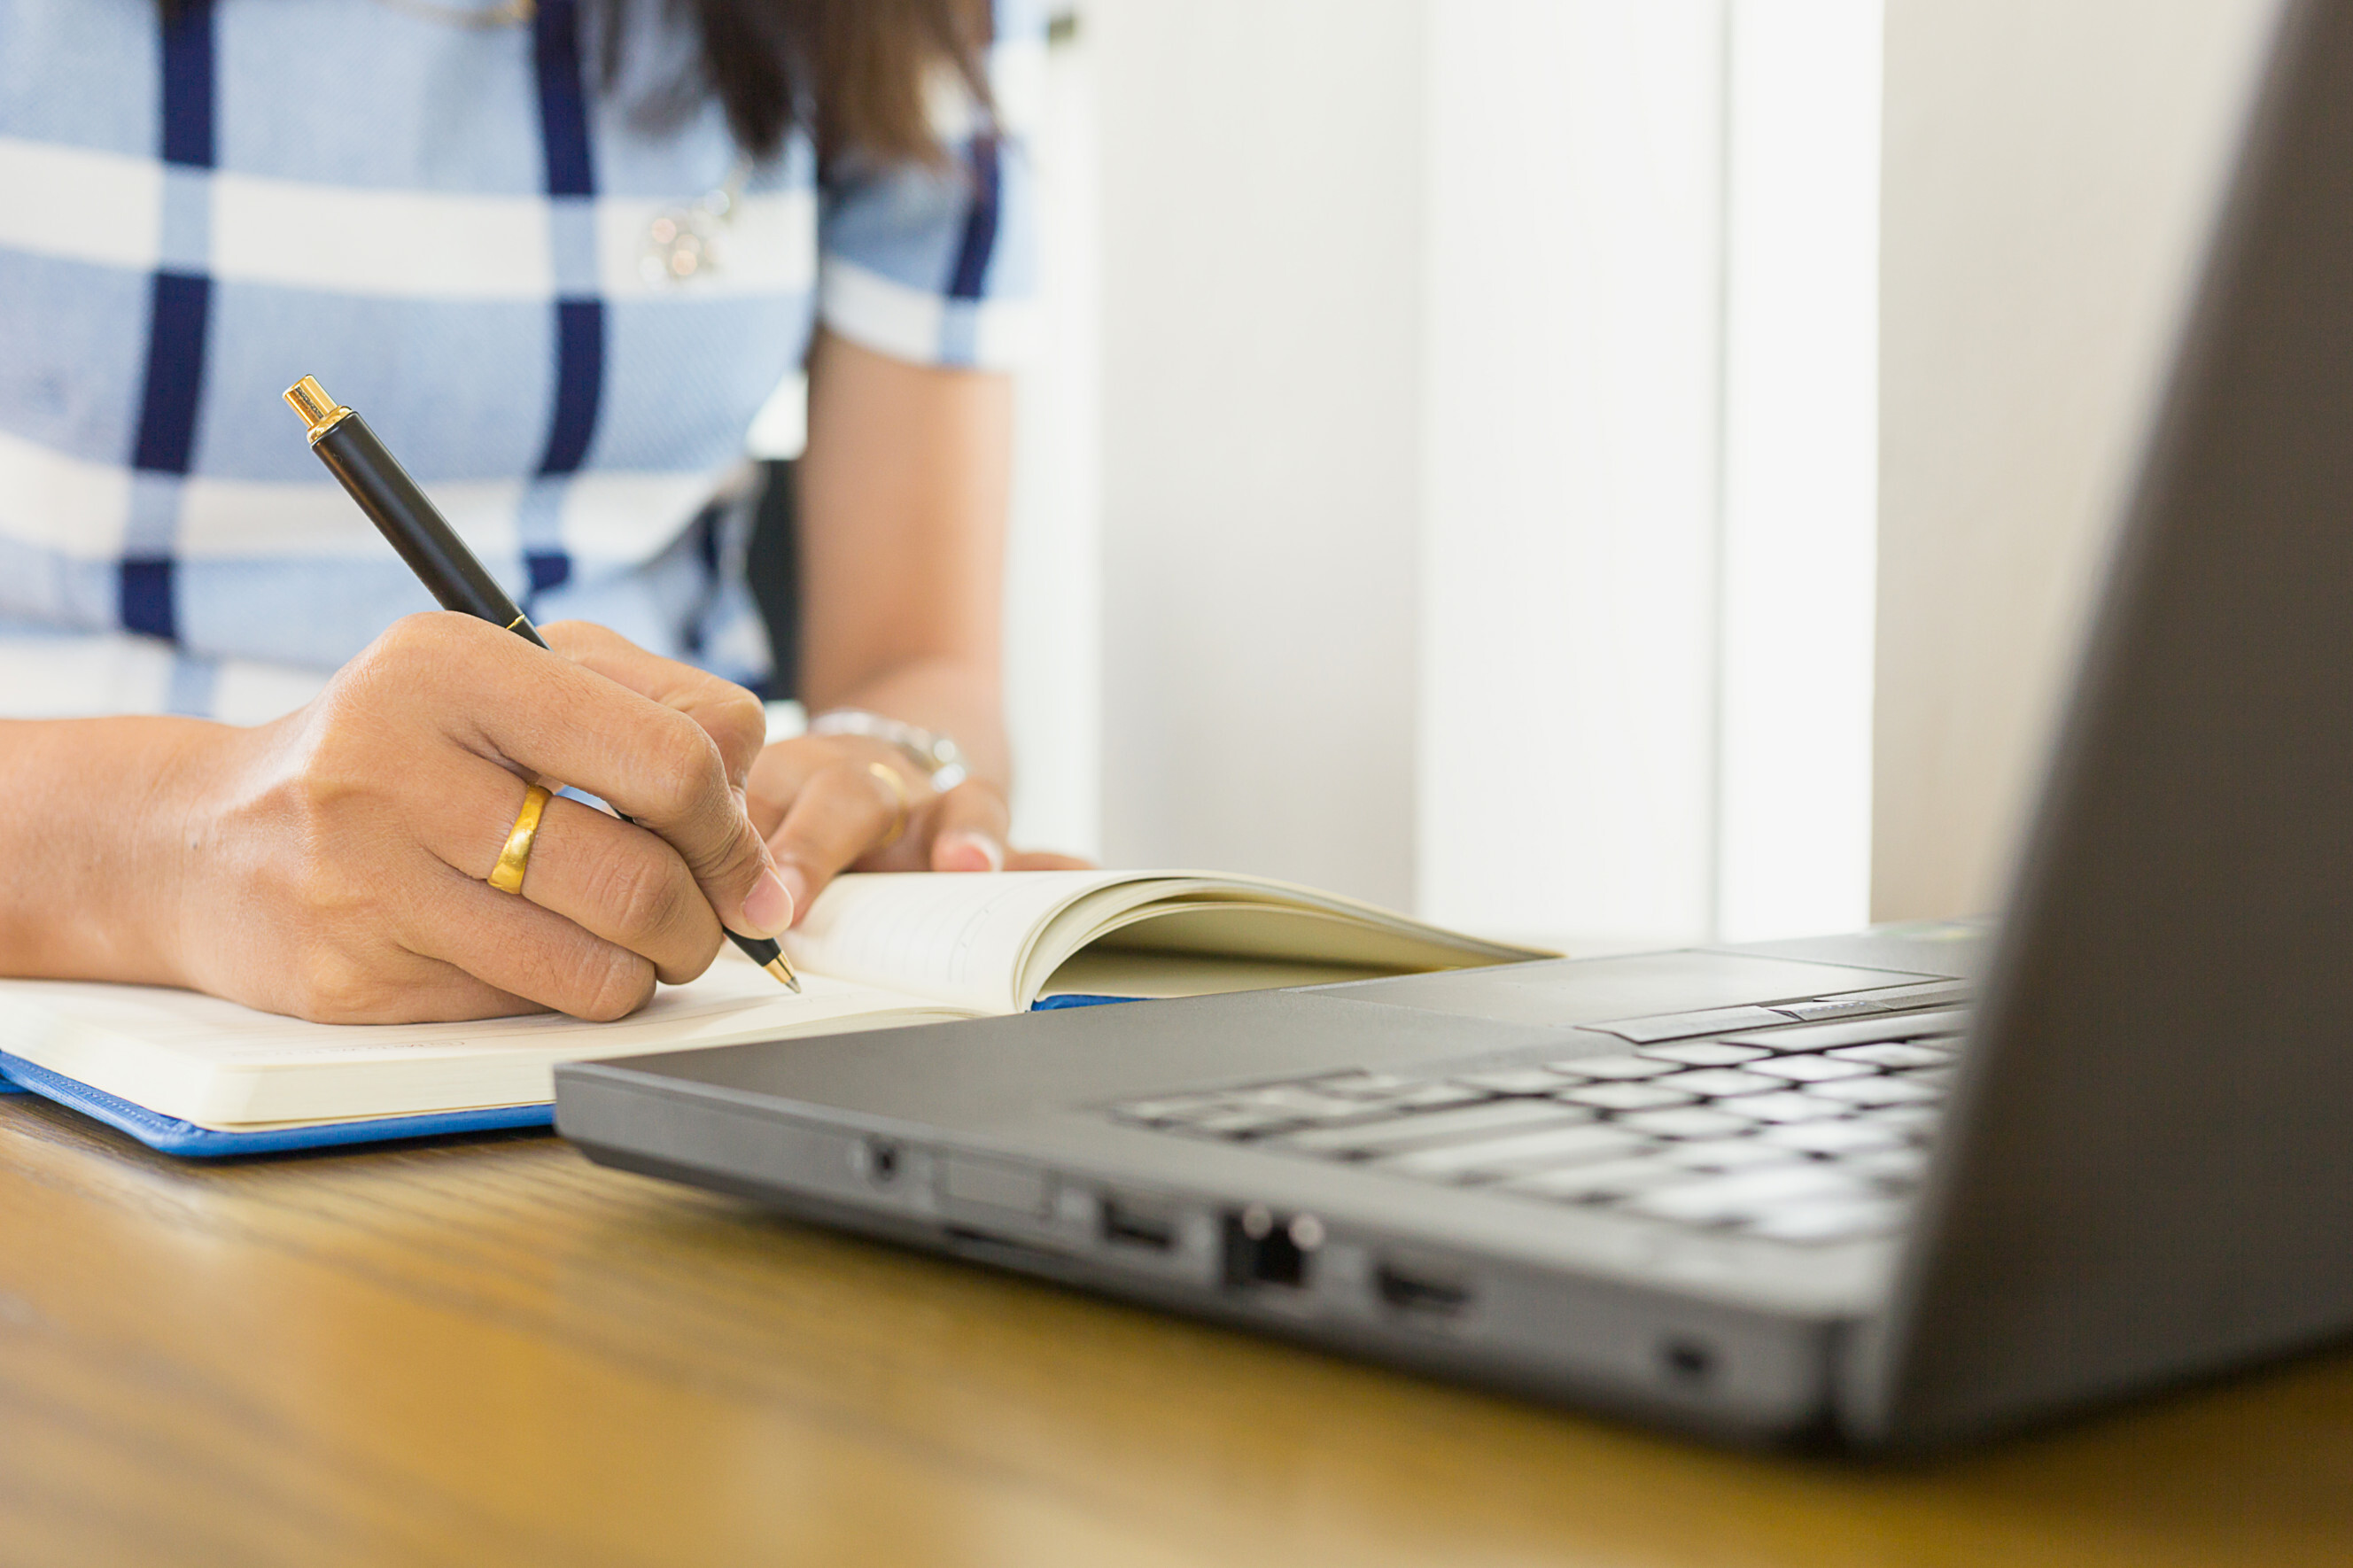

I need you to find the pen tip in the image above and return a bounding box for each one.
[765,955,802,993]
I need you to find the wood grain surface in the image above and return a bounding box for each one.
[3,1093,2349,1567]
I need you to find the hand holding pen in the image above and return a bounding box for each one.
[235,376,801,1015]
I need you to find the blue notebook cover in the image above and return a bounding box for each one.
[0,995,1138,1159]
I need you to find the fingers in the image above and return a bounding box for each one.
[414,767,726,986]
[367,613,788,943]
[1006,849,1098,871]
[401,864,659,1022]
[928,780,1010,873]
[537,619,768,783]
[763,757,931,917]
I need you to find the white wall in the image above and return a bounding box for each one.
[1873,0,2279,920]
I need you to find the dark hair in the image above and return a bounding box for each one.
[157,0,994,166]
[661,0,995,164]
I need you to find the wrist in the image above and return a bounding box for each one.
[135,716,250,991]
[806,707,971,792]
[0,714,232,987]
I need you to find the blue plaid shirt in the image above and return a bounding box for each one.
[0,0,1039,720]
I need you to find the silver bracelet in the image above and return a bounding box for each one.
[806,708,971,792]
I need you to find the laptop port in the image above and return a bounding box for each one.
[1374,1263,1473,1318]
[1222,1204,1318,1289]
[1099,1197,1178,1253]
[1659,1337,1716,1384]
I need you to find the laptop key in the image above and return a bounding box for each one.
[1185,1106,1311,1137]
[1806,1075,1944,1107]
[1231,1085,1407,1122]
[1743,1196,1909,1243]
[1272,1099,1591,1158]
[1650,1067,1783,1098]
[1316,1072,1417,1098]
[1503,1157,1697,1203]
[1849,1146,1930,1186]
[1826,1041,1952,1069]
[1375,1123,1651,1183]
[1448,1067,1582,1096]
[1545,1053,1679,1081]
[1861,1103,1944,1138]
[1759,1119,1909,1155]
[1563,1081,1698,1113]
[1636,1041,1772,1067]
[1744,1052,1879,1084]
[1622,1164,1872,1225]
[1109,1094,1232,1125]
[1712,1091,1848,1124]
[1374,1083,1496,1106]
[1655,1137,1806,1172]
[1615,1106,1757,1140]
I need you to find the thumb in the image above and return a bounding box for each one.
[928,781,1010,873]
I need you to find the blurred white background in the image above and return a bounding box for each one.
[781,0,2281,950]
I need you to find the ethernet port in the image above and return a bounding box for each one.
[1222,1204,1319,1290]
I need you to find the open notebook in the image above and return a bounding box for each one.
[0,869,1550,1156]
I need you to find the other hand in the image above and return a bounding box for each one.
[746,730,1091,920]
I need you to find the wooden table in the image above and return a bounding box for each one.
[4,1093,2349,1567]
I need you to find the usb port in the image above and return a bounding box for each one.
[1374,1263,1472,1318]
[1100,1198,1177,1252]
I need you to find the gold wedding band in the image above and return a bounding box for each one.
[866,761,912,849]
[489,784,553,894]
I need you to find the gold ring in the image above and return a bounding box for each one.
[866,761,912,849]
[488,783,553,894]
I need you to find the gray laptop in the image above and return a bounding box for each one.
[555,0,2353,1450]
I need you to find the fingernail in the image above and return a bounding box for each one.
[938,830,1006,873]
[742,866,795,937]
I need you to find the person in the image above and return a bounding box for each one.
[0,0,1080,1023]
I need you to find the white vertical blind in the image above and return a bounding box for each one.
[1002,20,1105,857]
[1091,0,1428,911]
[1715,0,1883,941]
[1417,0,1728,949]
[1079,0,1886,939]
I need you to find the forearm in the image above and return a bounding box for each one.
[0,716,217,986]
[796,330,1013,788]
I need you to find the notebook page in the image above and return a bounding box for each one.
[782,870,1141,1013]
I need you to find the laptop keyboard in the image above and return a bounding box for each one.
[1106,1005,1965,1246]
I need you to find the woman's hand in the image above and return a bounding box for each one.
[746,731,1091,920]
[158,614,794,1024]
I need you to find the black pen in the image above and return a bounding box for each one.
[282,374,800,992]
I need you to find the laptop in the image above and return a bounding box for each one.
[555,0,2353,1450]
